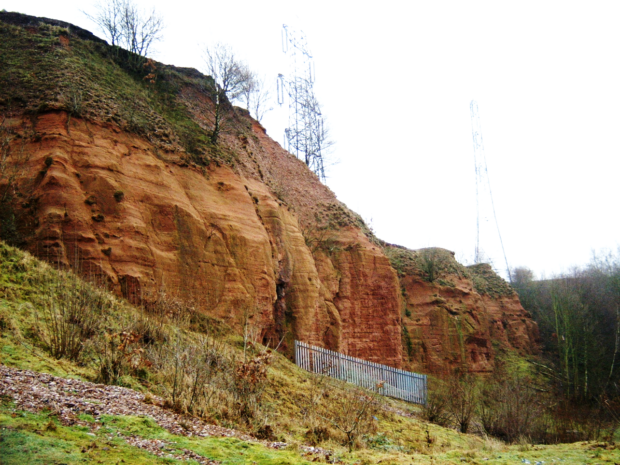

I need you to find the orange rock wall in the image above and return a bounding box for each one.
[3,112,536,375]
[6,112,403,366]
[400,274,539,374]
[0,15,541,376]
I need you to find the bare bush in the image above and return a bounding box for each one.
[96,329,150,384]
[315,380,383,451]
[479,369,541,442]
[149,332,228,417]
[130,313,168,346]
[63,86,84,117]
[446,373,479,434]
[232,350,272,423]
[37,273,111,362]
[143,288,196,329]
[423,379,451,427]
[296,369,331,444]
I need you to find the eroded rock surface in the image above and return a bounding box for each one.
[0,14,538,373]
[5,111,402,366]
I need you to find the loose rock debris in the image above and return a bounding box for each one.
[0,364,331,462]
[0,365,251,439]
[122,435,218,464]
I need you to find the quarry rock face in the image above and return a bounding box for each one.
[5,111,537,373]
[0,14,538,373]
[6,111,403,366]
[400,273,540,374]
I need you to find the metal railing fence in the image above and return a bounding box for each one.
[294,340,427,405]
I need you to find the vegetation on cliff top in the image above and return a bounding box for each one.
[383,246,465,280]
[0,13,243,166]
[467,263,515,298]
[381,243,516,299]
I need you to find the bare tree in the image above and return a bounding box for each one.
[240,74,273,123]
[86,0,123,46]
[86,0,163,56]
[119,1,163,56]
[202,43,252,144]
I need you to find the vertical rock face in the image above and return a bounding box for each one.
[4,111,403,366]
[0,14,537,374]
[395,253,540,374]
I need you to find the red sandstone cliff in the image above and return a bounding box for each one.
[0,13,537,373]
[387,248,540,374]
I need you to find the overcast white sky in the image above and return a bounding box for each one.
[4,0,620,279]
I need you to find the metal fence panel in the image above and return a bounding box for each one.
[294,340,427,405]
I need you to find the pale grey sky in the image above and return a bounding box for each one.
[4,0,620,279]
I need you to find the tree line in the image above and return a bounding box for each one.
[422,251,620,445]
[512,250,620,402]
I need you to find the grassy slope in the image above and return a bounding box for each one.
[0,17,232,166]
[0,243,618,464]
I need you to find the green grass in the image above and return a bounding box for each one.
[3,403,620,465]
[0,406,175,464]
[0,401,317,464]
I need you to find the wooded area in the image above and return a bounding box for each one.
[513,250,620,402]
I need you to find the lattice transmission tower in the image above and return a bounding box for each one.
[277,24,327,181]
[470,100,511,280]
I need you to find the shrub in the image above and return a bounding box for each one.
[479,369,541,442]
[232,350,272,422]
[150,332,229,417]
[419,248,441,283]
[317,381,382,451]
[95,330,149,384]
[37,273,110,362]
[423,379,451,427]
[143,288,195,328]
[445,373,480,434]
[69,88,83,116]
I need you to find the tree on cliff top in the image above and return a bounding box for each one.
[240,74,273,123]
[86,0,164,57]
[202,43,253,144]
